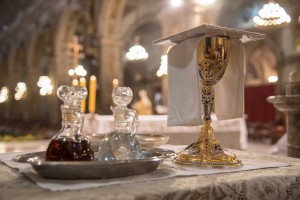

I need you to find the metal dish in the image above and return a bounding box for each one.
[137,134,169,148]
[12,148,174,179]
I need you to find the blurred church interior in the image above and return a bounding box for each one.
[0,0,299,151]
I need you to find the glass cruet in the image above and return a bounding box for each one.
[46,85,94,161]
[98,87,143,161]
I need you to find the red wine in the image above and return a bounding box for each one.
[46,137,94,161]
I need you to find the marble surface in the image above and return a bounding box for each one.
[0,140,49,153]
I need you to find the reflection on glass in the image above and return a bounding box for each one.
[99,87,143,161]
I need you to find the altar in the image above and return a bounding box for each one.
[83,114,248,150]
[0,145,299,200]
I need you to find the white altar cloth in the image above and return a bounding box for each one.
[83,114,248,150]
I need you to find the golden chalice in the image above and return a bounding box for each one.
[173,36,243,167]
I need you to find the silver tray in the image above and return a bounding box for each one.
[12,148,174,179]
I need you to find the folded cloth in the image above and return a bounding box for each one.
[167,36,244,126]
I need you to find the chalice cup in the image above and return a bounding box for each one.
[173,36,243,167]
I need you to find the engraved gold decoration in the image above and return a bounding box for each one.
[173,36,243,167]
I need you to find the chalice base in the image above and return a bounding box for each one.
[173,124,243,167]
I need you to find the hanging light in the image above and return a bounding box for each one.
[0,87,9,103]
[37,76,53,96]
[253,2,291,27]
[126,36,149,61]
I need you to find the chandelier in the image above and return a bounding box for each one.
[126,36,149,61]
[253,2,291,27]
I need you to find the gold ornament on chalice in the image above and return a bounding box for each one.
[173,36,243,167]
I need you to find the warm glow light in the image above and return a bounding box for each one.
[253,2,291,27]
[112,79,119,89]
[14,82,27,100]
[0,87,9,103]
[68,65,87,77]
[156,55,168,77]
[37,76,53,96]
[268,75,278,83]
[194,0,215,6]
[171,0,182,7]
[72,79,79,86]
[75,65,87,77]
[68,69,75,76]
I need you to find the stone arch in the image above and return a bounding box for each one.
[0,55,7,85]
[120,4,164,109]
[0,54,9,120]
[95,0,128,113]
[97,0,127,39]
[245,38,283,86]
[122,20,163,100]
[25,25,55,123]
[6,46,17,120]
[74,4,100,82]
[7,44,28,121]
[53,2,83,86]
[26,30,43,122]
[54,0,99,84]
[43,0,104,118]
[96,0,166,113]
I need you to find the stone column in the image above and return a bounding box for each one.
[99,38,123,113]
[268,71,300,158]
[285,71,300,157]
[26,66,41,122]
[48,57,61,126]
[7,47,26,122]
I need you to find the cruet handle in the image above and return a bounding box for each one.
[127,109,139,135]
[75,111,84,135]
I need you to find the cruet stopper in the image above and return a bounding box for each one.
[46,85,94,161]
[98,87,143,161]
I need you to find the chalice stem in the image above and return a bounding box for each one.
[200,84,216,153]
[202,84,213,121]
